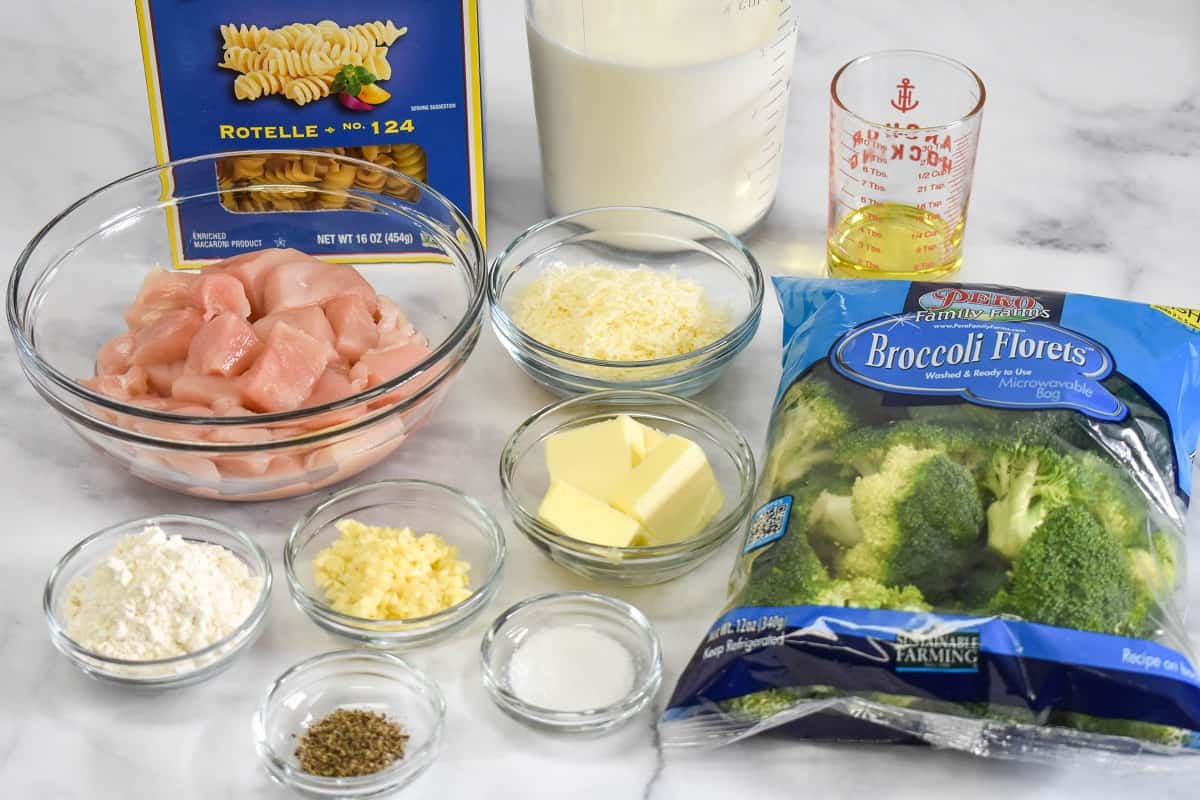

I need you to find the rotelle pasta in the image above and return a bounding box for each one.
[137,0,485,264]
[216,146,429,213]
[219,18,407,107]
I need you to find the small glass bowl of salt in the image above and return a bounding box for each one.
[479,591,662,734]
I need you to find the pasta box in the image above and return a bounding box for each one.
[134,0,486,265]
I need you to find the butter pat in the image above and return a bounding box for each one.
[641,424,667,456]
[537,479,647,547]
[544,415,646,499]
[609,434,724,545]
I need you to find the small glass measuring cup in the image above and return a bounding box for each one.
[827,50,985,278]
[525,0,799,236]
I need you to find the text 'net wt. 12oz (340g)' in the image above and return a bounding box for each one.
[661,279,1200,764]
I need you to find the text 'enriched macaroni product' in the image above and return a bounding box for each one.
[136,1,485,265]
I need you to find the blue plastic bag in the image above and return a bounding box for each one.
[661,279,1200,762]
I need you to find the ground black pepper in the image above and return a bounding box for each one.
[294,708,409,778]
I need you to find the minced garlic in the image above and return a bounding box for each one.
[311,519,471,620]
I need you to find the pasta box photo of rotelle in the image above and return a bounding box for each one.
[661,279,1200,763]
[135,0,485,265]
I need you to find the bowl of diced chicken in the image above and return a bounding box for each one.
[7,151,484,500]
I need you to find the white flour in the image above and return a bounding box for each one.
[64,526,261,661]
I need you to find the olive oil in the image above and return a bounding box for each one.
[827,203,964,279]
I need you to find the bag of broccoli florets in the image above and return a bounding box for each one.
[661,279,1200,763]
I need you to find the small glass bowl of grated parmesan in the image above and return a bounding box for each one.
[43,514,272,688]
[488,206,764,396]
[286,479,507,649]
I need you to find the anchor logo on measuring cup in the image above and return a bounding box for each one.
[891,78,919,113]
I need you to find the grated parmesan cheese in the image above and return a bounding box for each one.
[509,265,731,363]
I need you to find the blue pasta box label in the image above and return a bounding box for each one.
[135,0,485,266]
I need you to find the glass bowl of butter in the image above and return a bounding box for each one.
[285,479,507,649]
[500,390,756,585]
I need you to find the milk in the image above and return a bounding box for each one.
[526,0,797,236]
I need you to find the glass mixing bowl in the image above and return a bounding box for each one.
[7,151,484,500]
[488,206,763,397]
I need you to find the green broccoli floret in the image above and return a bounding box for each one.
[739,504,830,608]
[839,445,984,601]
[1051,711,1192,749]
[833,427,892,477]
[814,577,930,611]
[981,442,1076,560]
[722,687,804,718]
[995,506,1136,634]
[833,421,988,478]
[910,405,1093,450]
[807,489,860,549]
[1069,451,1148,545]
[954,550,1012,612]
[763,379,855,492]
[1123,531,1179,637]
[1128,531,1177,597]
[770,470,858,569]
[721,685,841,719]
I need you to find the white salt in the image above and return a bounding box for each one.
[507,625,636,712]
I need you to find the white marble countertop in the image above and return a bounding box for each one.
[3,1,1200,797]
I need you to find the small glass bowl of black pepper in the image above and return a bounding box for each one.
[254,650,445,798]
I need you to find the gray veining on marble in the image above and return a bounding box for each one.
[2,0,1200,797]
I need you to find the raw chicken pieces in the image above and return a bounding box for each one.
[192,273,252,321]
[241,323,331,413]
[187,313,260,377]
[85,248,430,425]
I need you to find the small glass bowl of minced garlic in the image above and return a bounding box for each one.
[254,650,445,797]
[285,479,507,649]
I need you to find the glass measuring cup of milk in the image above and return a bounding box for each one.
[526,0,799,236]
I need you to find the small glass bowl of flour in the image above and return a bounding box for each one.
[480,591,662,733]
[44,514,272,688]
